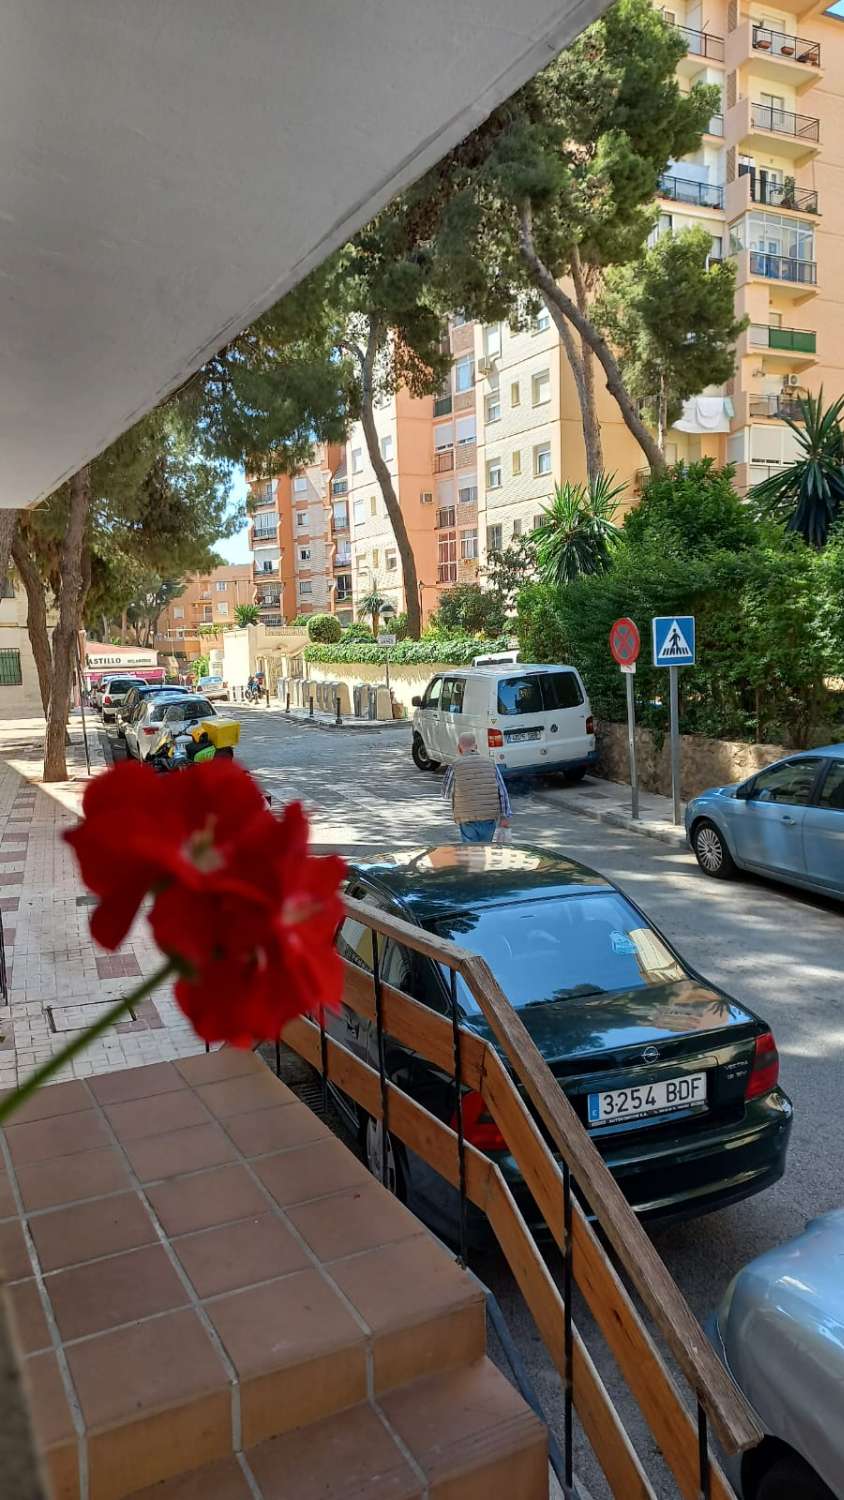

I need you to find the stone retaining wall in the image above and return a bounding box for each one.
[596,721,787,800]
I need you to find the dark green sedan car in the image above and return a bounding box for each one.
[329,846,792,1244]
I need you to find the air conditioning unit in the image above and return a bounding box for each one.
[477,356,497,376]
[784,373,801,388]
[420,490,433,504]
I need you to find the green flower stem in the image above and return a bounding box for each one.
[0,960,177,1125]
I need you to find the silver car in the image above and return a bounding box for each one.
[685,746,844,900]
[197,674,229,702]
[709,1210,844,1499]
[125,695,215,760]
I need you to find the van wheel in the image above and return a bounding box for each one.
[412,735,440,773]
[362,1117,407,1202]
[756,1455,835,1500]
[692,818,737,879]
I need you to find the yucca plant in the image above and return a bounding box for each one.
[357,579,390,637]
[533,474,624,586]
[750,390,844,548]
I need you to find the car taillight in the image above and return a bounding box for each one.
[488,728,504,748]
[142,726,157,736]
[452,1091,507,1153]
[745,1030,779,1100]
[103,695,112,706]
[586,715,595,735]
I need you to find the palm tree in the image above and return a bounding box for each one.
[750,390,844,548]
[533,475,624,586]
[357,578,390,637]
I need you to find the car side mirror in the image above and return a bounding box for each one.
[411,696,422,707]
[735,782,754,801]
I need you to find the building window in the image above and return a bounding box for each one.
[484,324,502,358]
[215,580,227,593]
[351,448,363,473]
[372,548,380,568]
[486,524,503,553]
[486,458,502,490]
[438,531,457,584]
[452,311,467,327]
[512,451,522,476]
[511,380,521,407]
[370,495,377,517]
[0,649,22,686]
[299,548,311,562]
[533,513,545,531]
[533,307,551,334]
[380,434,394,461]
[217,602,228,616]
[293,475,308,493]
[296,512,308,528]
[454,356,474,392]
[356,552,367,571]
[532,370,551,406]
[203,606,213,622]
[353,498,366,525]
[299,581,312,596]
[385,548,398,572]
[534,443,552,477]
[485,393,501,424]
[513,519,523,537]
[456,415,476,445]
[458,484,478,504]
[460,528,478,560]
[173,606,184,620]
[437,505,456,529]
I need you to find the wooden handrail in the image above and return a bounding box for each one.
[340,895,761,1459]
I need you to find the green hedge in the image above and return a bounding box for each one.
[304,635,510,666]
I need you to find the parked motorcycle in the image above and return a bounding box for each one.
[149,717,239,773]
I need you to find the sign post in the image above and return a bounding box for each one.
[609,617,641,819]
[377,632,397,693]
[651,615,696,825]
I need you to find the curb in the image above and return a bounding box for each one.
[532,786,688,849]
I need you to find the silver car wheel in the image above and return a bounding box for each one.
[365,1118,398,1195]
[696,825,723,872]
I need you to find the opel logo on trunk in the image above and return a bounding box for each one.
[642,1046,660,1063]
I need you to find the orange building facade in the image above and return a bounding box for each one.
[155,564,254,660]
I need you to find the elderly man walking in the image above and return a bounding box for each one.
[443,732,511,843]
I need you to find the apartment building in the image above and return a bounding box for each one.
[248,443,347,625]
[155,564,253,658]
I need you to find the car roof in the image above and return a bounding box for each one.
[428,663,578,679]
[347,844,611,921]
[793,744,844,757]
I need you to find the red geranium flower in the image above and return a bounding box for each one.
[64,760,346,1045]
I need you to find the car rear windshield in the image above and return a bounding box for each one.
[106,678,141,693]
[430,893,684,1013]
[496,672,582,716]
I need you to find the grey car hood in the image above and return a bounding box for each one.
[718,1209,844,1496]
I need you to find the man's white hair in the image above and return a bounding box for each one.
[457,732,478,753]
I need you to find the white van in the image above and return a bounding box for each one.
[411,662,596,781]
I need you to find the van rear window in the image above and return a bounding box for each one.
[497,672,582,716]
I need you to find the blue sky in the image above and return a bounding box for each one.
[217,467,251,564]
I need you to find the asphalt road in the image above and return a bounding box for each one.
[118,706,844,1496]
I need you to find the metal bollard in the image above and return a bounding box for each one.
[265,687,270,708]
[286,690,290,714]
[309,694,314,718]
[335,694,342,727]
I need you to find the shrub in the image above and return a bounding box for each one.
[307,613,342,643]
[341,621,374,643]
[433,583,508,638]
[304,636,511,667]
[290,613,312,627]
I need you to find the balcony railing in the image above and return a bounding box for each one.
[749,391,807,419]
[748,250,817,285]
[752,25,821,67]
[253,528,278,542]
[749,324,816,354]
[331,477,348,496]
[434,448,455,473]
[258,595,281,609]
[433,393,453,417]
[747,175,819,213]
[658,174,724,209]
[674,20,725,59]
[334,550,352,568]
[331,512,349,533]
[750,101,819,142]
[707,113,724,137]
[254,564,278,577]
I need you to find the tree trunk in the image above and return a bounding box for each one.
[44,466,90,782]
[120,608,128,644]
[0,511,18,595]
[351,318,423,640]
[11,531,52,715]
[569,248,604,486]
[519,204,666,475]
[656,372,669,456]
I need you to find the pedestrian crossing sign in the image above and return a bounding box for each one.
[652,615,695,667]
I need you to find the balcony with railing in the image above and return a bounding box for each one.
[726,15,822,87]
[252,526,279,544]
[748,390,807,419]
[753,24,820,65]
[433,392,453,417]
[254,563,279,577]
[666,15,725,68]
[747,250,817,289]
[657,174,724,209]
[748,173,818,214]
[742,100,820,159]
[748,323,816,356]
[706,113,724,137]
[434,447,455,473]
[334,548,352,568]
[331,507,349,533]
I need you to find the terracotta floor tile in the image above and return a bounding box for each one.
[66,1306,230,1431]
[0,1168,16,1218]
[0,1217,33,1279]
[104,1089,211,1142]
[248,1403,423,1500]
[0,1078,89,1124]
[6,1107,110,1166]
[5,1278,51,1354]
[223,1101,331,1159]
[123,1122,239,1184]
[16,1145,131,1212]
[131,1457,253,1499]
[48,1243,188,1341]
[147,1163,267,1237]
[30,1191,155,1273]
[195,1069,290,1120]
[207,1270,367,1447]
[175,1213,309,1298]
[176,1049,269,1086]
[287,1182,421,1263]
[254,1137,371,1209]
[22,1350,76,1452]
[88,1060,187,1105]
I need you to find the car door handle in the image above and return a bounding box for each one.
[780,814,796,825]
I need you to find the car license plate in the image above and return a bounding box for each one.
[587,1072,706,1126]
[505,728,541,743]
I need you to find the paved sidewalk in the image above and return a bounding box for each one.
[533,773,688,848]
[0,713,206,1094]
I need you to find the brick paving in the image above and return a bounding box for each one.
[0,714,206,1095]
